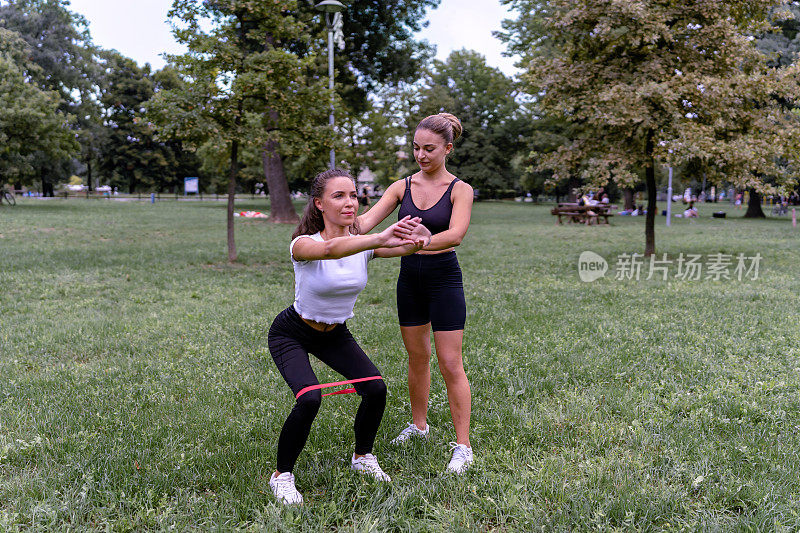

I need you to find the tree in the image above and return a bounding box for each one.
[147,0,332,262]
[746,2,800,217]
[500,0,800,254]
[257,1,440,219]
[149,66,204,193]
[195,140,265,194]
[516,115,573,197]
[0,27,76,185]
[96,51,200,194]
[97,51,158,192]
[410,50,531,196]
[757,3,800,68]
[313,0,439,110]
[337,84,411,190]
[0,0,97,194]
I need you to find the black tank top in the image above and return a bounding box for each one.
[397,176,460,235]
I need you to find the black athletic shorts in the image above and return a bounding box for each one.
[396,251,466,331]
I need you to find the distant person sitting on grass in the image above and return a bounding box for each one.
[267,168,431,506]
[684,201,698,218]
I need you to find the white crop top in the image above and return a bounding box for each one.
[290,232,374,324]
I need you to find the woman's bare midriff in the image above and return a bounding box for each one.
[301,317,339,332]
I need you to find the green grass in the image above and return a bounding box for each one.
[1,198,799,531]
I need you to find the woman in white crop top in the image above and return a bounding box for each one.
[266,169,431,506]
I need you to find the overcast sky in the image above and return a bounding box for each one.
[66,0,520,76]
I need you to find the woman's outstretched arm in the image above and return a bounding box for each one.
[293,217,420,261]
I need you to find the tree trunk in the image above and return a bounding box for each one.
[623,188,634,210]
[567,177,581,202]
[644,133,656,256]
[260,24,299,224]
[86,156,93,192]
[701,173,706,200]
[262,135,299,223]
[744,189,765,218]
[42,178,54,197]
[227,139,239,263]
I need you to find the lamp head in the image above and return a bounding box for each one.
[315,0,346,13]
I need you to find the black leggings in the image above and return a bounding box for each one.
[397,251,466,331]
[267,306,387,473]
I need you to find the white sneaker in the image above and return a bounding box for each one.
[351,453,391,482]
[446,442,473,474]
[269,471,303,505]
[390,422,430,444]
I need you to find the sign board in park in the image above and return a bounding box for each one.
[184,177,199,194]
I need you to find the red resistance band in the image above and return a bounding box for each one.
[295,375,383,400]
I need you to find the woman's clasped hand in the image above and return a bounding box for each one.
[380,215,430,249]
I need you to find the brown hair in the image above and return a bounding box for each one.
[292,168,361,239]
[415,112,463,145]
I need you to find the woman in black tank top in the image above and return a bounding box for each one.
[397,176,461,234]
[356,112,475,474]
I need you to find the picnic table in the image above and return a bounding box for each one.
[551,203,616,225]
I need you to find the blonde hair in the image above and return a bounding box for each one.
[416,112,463,145]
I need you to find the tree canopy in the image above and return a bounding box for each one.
[411,49,532,195]
[0,27,76,184]
[146,0,333,259]
[97,51,199,194]
[757,3,800,67]
[500,0,800,253]
[0,0,97,192]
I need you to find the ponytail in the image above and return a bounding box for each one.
[416,112,463,145]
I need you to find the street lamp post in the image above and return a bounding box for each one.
[315,0,346,170]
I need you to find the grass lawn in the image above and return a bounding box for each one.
[1,198,799,531]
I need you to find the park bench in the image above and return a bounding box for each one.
[551,203,615,225]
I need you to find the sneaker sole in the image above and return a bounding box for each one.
[391,433,430,445]
[351,466,391,482]
[270,482,303,505]
[271,491,303,505]
[446,460,474,474]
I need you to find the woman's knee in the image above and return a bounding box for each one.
[358,378,387,399]
[408,349,431,370]
[437,354,466,381]
[294,390,322,416]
